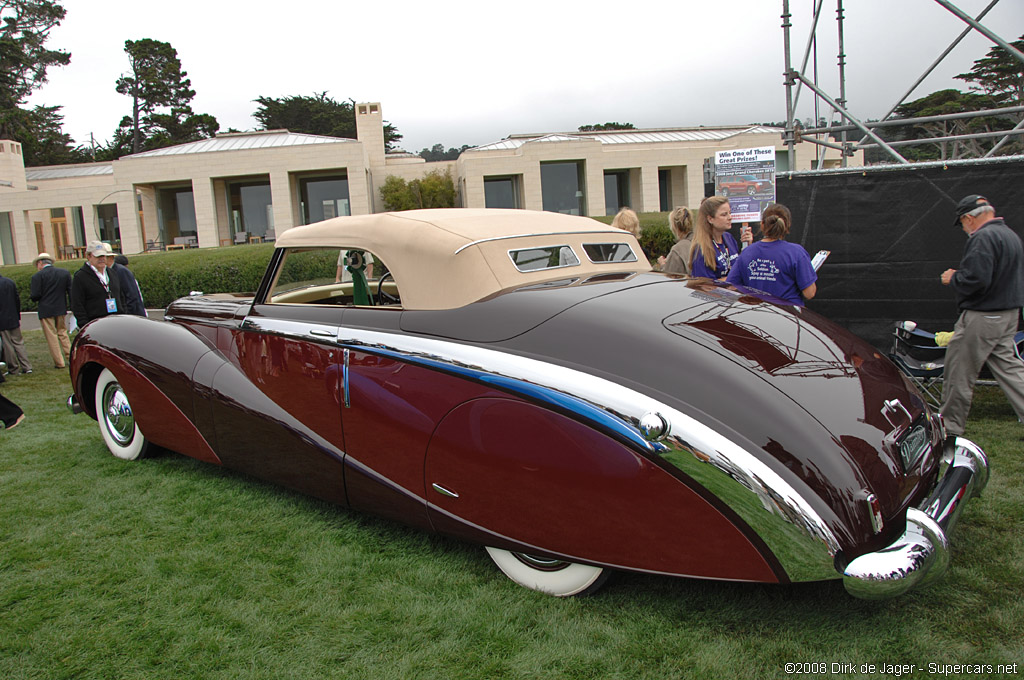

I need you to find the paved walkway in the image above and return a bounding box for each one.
[19,310,165,331]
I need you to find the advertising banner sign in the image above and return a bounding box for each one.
[715,147,776,222]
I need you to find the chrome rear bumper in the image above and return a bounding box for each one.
[842,437,988,600]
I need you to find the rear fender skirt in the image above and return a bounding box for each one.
[338,327,842,583]
[73,345,221,465]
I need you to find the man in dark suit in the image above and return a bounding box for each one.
[30,252,74,369]
[108,253,147,317]
[0,272,33,374]
[70,241,125,329]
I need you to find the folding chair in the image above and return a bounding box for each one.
[888,321,946,409]
[888,320,1024,410]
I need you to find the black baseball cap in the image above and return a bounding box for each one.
[953,194,991,225]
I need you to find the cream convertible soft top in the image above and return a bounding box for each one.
[274,209,652,310]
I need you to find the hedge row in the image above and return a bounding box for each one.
[0,243,276,312]
[1,212,685,313]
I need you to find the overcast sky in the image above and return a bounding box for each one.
[25,0,1024,155]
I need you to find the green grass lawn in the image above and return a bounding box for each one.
[1,330,1022,679]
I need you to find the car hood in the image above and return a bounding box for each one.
[410,274,938,555]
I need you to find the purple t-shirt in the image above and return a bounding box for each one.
[726,239,817,306]
[691,232,740,279]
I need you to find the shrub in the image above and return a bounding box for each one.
[0,244,275,312]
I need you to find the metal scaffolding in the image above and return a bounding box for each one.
[782,0,1024,169]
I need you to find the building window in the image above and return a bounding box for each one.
[96,204,121,247]
[299,174,350,224]
[483,175,521,209]
[658,169,671,212]
[603,170,630,216]
[157,186,198,245]
[71,207,86,247]
[541,161,586,216]
[228,179,273,240]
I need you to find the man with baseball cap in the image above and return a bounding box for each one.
[30,252,73,369]
[70,241,126,329]
[939,194,1024,436]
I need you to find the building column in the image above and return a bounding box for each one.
[269,171,294,237]
[686,167,706,207]
[521,165,543,212]
[640,165,661,213]
[13,210,34,263]
[585,162,604,217]
[192,177,218,248]
[115,192,142,254]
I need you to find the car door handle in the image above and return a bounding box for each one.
[431,483,459,499]
[310,329,335,337]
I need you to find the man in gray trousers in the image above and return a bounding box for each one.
[940,194,1024,436]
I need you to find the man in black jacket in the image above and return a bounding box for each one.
[0,273,33,375]
[108,254,147,317]
[70,241,125,329]
[940,194,1024,436]
[30,252,74,369]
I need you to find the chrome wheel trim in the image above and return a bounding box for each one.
[512,552,572,572]
[101,382,135,446]
[94,368,146,461]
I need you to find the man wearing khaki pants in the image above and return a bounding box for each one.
[29,253,73,369]
[940,195,1024,437]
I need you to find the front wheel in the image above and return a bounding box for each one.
[747,185,757,196]
[485,547,608,597]
[95,368,148,460]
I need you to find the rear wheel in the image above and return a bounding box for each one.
[95,368,148,460]
[747,185,757,195]
[485,547,608,596]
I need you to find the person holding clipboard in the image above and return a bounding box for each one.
[71,241,126,329]
[726,203,817,307]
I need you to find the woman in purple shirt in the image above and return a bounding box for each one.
[690,196,752,279]
[726,203,817,306]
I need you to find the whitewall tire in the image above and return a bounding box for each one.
[485,547,608,597]
[95,368,148,461]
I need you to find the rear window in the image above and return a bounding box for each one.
[581,243,638,264]
[508,246,580,272]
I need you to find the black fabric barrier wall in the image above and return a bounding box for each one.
[775,157,1024,351]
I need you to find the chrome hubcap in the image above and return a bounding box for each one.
[101,382,135,446]
[512,552,571,572]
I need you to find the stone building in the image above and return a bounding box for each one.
[0,103,848,264]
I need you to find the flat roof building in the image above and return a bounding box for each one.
[0,103,850,264]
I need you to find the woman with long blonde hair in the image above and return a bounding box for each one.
[689,196,750,279]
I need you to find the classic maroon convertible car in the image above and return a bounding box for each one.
[68,209,988,599]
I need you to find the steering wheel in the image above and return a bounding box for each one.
[376,272,401,305]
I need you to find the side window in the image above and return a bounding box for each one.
[273,248,337,297]
[581,242,638,264]
[270,247,398,306]
[508,245,580,272]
